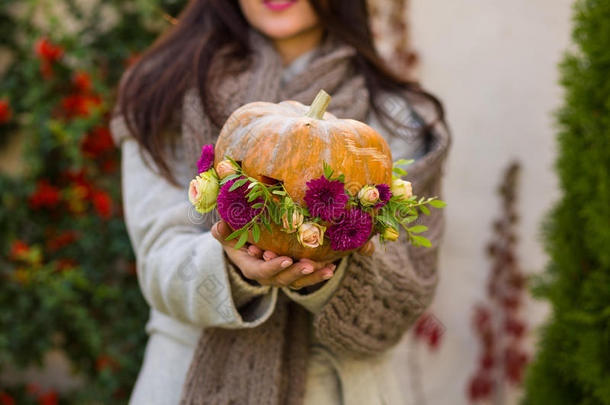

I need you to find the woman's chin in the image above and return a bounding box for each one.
[257,23,316,41]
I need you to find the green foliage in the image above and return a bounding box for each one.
[0,0,186,403]
[523,1,610,403]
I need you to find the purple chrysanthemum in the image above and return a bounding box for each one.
[197,144,215,174]
[304,176,349,222]
[375,184,392,208]
[217,178,263,229]
[327,208,373,251]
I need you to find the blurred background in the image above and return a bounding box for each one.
[1,0,608,404]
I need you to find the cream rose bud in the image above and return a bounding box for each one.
[358,185,380,206]
[382,227,399,242]
[391,178,413,201]
[188,170,219,214]
[281,210,304,233]
[216,159,238,179]
[297,222,326,248]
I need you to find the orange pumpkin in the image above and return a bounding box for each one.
[214,90,393,262]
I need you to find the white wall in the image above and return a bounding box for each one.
[405,1,574,403]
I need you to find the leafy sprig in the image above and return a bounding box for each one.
[217,157,446,250]
[323,160,346,183]
[219,157,288,249]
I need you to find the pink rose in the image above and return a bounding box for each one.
[297,222,326,248]
[391,179,413,201]
[216,159,238,179]
[281,210,304,233]
[357,185,380,206]
[188,170,219,214]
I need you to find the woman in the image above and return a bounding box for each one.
[110,0,451,404]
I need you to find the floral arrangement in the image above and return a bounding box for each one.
[189,144,446,252]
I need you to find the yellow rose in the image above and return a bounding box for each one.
[281,210,304,233]
[297,222,326,248]
[382,227,399,242]
[216,159,238,179]
[188,170,219,214]
[391,178,413,201]
[357,185,380,206]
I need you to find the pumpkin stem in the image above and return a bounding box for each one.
[306,90,331,120]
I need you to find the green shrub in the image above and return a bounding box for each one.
[0,1,186,403]
[524,1,610,404]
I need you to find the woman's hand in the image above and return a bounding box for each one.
[211,220,336,290]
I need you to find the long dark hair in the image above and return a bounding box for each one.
[118,0,445,185]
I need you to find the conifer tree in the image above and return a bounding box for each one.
[524,1,610,403]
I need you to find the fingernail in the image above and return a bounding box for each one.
[281,260,292,269]
[301,266,314,275]
[323,271,334,280]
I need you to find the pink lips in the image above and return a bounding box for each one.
[263,0,297,12]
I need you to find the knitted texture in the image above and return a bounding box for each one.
[180,294,310,405]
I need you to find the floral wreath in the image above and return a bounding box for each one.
[189,144,446,251]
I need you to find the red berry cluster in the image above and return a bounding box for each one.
[0,384,60,405]
[0,99,12,124]
[467,162,529,402]
[35,37,64,79]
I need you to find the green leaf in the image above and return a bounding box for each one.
[248,190,262,202]
[412,235,432,247]
[420,205,430,216]
[229,178,248,191]
[408,225,428,233]
[429,199,447,208]
[252,223,260,243]
[252,202,265,209]
[392,167,407,176]
[272,190,286,196]
[234,231,249,250]
[220,173,240,184]
[393,159,414,167]
[401,215,418,224]
[323,161,333,179]
[225,228,244,241]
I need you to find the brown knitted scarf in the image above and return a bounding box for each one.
[179,30,370,405]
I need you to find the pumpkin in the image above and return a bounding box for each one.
[214,90,393,262]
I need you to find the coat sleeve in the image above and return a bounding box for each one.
[111,114,277,330]
[309,101,451,358]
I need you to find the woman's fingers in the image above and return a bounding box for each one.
[270,257,333,287]
[299,257,331,270]
[211,220,243,249]
[271,261,316,287]
[288,263,336,290]
[250,255,294,279]
[218,231,338,288]
[262,250,278,262]
[247,244,264,259]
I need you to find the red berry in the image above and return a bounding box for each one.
[0,99,12,124]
